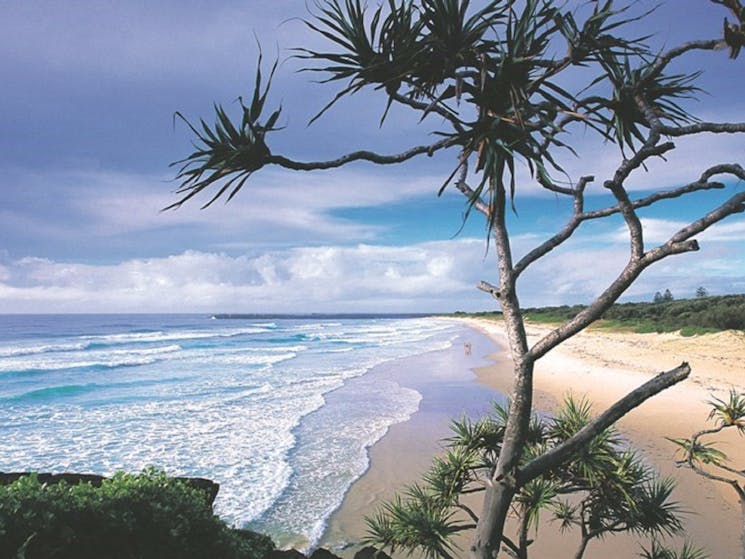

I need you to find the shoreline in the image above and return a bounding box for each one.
[322,317,744,558]
[318,324,502,556]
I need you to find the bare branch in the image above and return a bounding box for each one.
[529,239,696,361]
[478,281,501,301]
[512,165,738,279]
[661,121,745,136]
[668,186,745,244]
[529,179,745,360]
[518,363,691,485]
[535,172,577,196]
[267,137,457,171]
[513,176,593,278]
[389,91,466,134]
[604,179,646,261]
[580,177,726,220]
[454,158,490,217]
[687,425,745,501]
[643,39,724,83]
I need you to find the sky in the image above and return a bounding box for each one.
[1,0,744,314]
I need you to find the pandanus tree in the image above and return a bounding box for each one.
[169,1,745,557]
[365,397,696,559]
[670,390,745,557]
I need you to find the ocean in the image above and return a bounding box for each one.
[0,314,479,548]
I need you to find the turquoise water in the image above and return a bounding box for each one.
[0,314,467,546]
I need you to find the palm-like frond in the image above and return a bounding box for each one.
[446,0,571,222]
[555,1,652,63]
[712,0,745,59]
[515,478,559,532]
[668,437,729,466]
[551,499,579,532]
[298,0,425,122]
[583,54,701,153]
[639,539,709,559]
[424,447,481,505]
[627,476,683,537]
[364,491,465,559]
[168,54,281,210]
[447,415,505,458]
[707,389,745,433]
[411,0,507,95]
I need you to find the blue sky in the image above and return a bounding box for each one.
[1,0,744,313]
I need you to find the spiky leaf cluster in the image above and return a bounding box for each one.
[708,388,745,433]
[639,539,709,559]
[365,397,684,558]
[172,0,722,219]
[168,53,282,209]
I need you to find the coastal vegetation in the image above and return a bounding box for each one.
[365,397,701,559]
[0,469,273,559]
[456,293,745,334]
[168,0,745,557]
[670,389,745,556]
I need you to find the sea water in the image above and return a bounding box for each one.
[0,314,466,547]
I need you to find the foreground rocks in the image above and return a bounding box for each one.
[266,546,392,559]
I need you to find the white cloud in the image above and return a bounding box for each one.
[607,216,745,246]
[0,241,492,314]
[2,227,743,314]
[3,165,448,251]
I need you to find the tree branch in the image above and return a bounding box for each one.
[527,159,745,360]
[478,281,501,301]
[643,39,724,83]
[267,136,457,171]
[513,176,593,278]
[528,231,699,360]
[518,363,691,486]
[687,425,745,501]
[661,121,745,136]
[389,91,466,134]
[454,158,490,217]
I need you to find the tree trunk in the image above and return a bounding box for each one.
[574,535,591,559]
[470,357,534,559]
[469,181,535,559]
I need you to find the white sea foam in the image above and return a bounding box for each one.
[0,316,464,547]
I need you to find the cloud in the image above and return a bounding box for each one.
[606,217,745,245]
[2,227,743,314]
[0,241,493,314]
[1,2,316,85]
[1,165,452,260]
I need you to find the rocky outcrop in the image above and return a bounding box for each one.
[309,549,341,559]
[352,546,393,559]
[264,546,392,559]
[265,550,308,559]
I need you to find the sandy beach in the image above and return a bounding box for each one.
[321,318,745,558]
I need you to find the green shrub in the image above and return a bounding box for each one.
[513,294,745,333]
[0,468,274,559]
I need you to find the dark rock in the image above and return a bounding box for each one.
[353,546,393,559]
[309,548,342,559]
[0,472,220,506]
[265,550,307,559]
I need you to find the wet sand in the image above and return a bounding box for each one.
[321,318,744,558]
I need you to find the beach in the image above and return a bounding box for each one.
[322,318,745,557]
